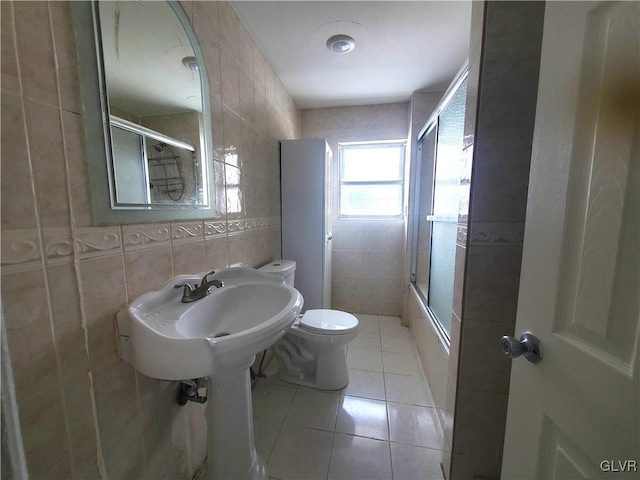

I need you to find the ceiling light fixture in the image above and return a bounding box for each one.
[326,34,355,54]
[182,56,199,71]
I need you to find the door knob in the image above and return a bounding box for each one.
[500,332,542,363]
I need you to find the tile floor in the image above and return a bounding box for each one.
[252,314,446,480]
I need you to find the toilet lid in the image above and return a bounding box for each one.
[299,309,359,334]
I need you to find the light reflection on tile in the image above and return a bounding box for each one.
[390,442,445,480]
[328,433,392,480]
[384,373,433,407]
[284,387,339,432]
[335,395,389,441]
[388,402,443,449]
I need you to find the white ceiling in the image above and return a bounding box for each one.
[99,1,202,117]
[231,1,472,109]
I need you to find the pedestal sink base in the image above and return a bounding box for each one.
[114,268,303,478]
[206,359,268,480]
[251,456,268,480]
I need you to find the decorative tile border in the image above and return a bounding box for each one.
[227,219,245,236]
[43,228,74,265]
[1,229,42,273]
[1,217,282,270]
[171,221,204,245]
[244,218,259,231]
[204,220,227,238]
[253,216,280,229]
[75,226,122,259]
[468,222,525,246]
[227,216,280,236]
[122,224,171,251]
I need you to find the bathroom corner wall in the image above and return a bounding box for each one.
[442,2,545,478]
[300,104,409,316]
[0,1,299,478]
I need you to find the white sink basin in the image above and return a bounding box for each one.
[117,266,304,480]
[116,267,304,380]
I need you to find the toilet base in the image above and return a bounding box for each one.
[276,349,350,391]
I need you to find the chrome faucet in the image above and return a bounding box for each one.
[174,270,223,303]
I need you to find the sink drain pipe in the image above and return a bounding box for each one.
[250,350,268,390]
[177,378,208,405]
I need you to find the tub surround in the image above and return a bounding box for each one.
[407,287,449,429]
[401,2,545,478]
[400,2,544,479]
[441,2,545,478]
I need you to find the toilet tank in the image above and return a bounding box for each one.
[258,260,296,286]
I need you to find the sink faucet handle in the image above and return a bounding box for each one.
[174,283,194,298]
[200,270,216,285]
[200,270,223,289]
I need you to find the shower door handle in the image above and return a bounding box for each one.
[500,332,542,363]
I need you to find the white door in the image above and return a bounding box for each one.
[502,2,639,478]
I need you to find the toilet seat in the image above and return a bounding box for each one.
[298,309,358,335]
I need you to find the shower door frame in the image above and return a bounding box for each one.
[409,67,468,345]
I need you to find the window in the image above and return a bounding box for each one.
[338,141,406,218]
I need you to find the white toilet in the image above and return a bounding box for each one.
[258,260,359,390]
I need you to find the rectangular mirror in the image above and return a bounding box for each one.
[71,1,215,225]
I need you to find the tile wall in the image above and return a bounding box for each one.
[0,1,299,478]
[442,2,546,478]
[400,2,545,477]
[300,104,409,316]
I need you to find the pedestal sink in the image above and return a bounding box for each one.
[116,267,304,479]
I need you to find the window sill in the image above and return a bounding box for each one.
[337,215,405,221]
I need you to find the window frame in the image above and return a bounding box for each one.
[338,140,407,220]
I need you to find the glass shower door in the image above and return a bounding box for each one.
[111,125,150,204]
[412,76,467,339]
[427,78,467,335]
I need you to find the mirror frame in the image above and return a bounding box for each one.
[71,1,215,225]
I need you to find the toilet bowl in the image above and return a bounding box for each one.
[258,260,359,390]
